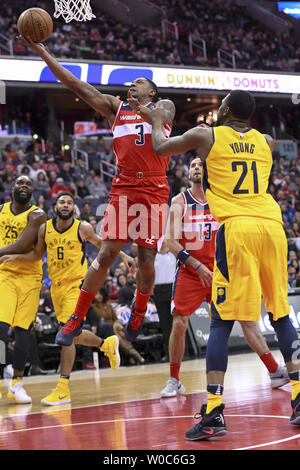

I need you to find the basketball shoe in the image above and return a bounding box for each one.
[290,392,300,426]
[55,314,83,346]
[160,377,185,398]
[185,404,227,441]
[269,364,289,389]
[124,300,145,342]
[41,379,71,406]
[7,380,32,404]
[100,335,120,370]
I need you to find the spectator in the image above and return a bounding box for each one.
[118,273,136,307]
[33,171,51,198]
[50,177,69,198]
[92,288,144,365]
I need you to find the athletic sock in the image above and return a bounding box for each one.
[73,288,95,321]
[170,363,180,381]
[259,351,278,374]
[134,289,150,314]
[206,384,224,414]
[58,376,70,388]
[288,370,300,400]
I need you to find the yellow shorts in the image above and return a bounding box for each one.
[50,279,83,324]
[211,217,290,321]
[0,271,42,329]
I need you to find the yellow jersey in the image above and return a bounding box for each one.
[45,218,88,284]
[0,202,42,276]
[203,125,283,224]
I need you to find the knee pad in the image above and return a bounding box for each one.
[268,313,298,363]
[206,318,234,373]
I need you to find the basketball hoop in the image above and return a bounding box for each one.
[53,0,96,23]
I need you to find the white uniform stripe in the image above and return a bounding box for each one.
[113,122,171,139]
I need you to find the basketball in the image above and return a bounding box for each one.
[17,8,53,43]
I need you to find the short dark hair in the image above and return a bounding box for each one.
[227,90,256,120]
[55,192,75,203]
[145,78,159,102]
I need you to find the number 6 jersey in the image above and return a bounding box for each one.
[45,218,87,284]
[0,202,42,276]
[203,125,283,224]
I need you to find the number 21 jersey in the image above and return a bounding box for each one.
[203,126,282,224]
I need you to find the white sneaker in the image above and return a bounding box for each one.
[269,364,290,389]
[7,380,32,404]
[160,377,185,398]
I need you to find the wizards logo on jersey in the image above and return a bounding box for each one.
[216,286,226,305]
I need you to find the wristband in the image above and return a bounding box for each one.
[177,249,191,263]
[195,263,203,271]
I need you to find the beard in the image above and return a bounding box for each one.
[13,189,32,205]
[56,208,74,220]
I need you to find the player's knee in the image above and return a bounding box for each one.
[98,246,119,267]
[172,313,188,333]
[0,321,11,341]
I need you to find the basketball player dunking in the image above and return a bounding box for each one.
[19,35,176,345]
[150,90,300,439]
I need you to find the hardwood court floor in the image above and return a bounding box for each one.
[0,350,299,451]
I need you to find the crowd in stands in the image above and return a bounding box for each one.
[0,0,300,72]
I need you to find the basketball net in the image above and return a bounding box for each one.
[53,0,96,23]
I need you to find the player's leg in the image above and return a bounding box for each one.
[239,321,289,388]
[7,276,41,404]
[185,220,262,440]
[56,239,124,346]
[125,244,157,341]
[260,220,300,425]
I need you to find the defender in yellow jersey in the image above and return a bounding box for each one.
[1,192,134,405]
[0,175,46,404]
[150,90,300,438]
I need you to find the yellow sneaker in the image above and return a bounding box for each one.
[41,379,71,406]
[100,335,120,370]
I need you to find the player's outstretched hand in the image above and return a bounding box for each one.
[120,252,136,273]
[127,91,141,115]
[195,263,213,287]
[0,254,18,264]
[17,34,45,53]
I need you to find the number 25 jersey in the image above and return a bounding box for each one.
[203,126,282,224]
[0,202,42,276]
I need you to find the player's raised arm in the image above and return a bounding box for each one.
[150,107,213,158]
[128,93,175,126]
[18,36,120,125]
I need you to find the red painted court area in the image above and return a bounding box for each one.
[0,384,299,451]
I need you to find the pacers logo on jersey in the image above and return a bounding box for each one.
[48,237,75,270]
[216,287,226,305]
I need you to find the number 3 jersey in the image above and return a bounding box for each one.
[110,101,172,198]
[203,126,283,224]
[179,189,219,270]
[45,218,87,284]
[0,202,42,276]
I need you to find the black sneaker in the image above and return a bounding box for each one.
[185,404,227,441]
[290,392,300,426]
